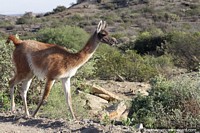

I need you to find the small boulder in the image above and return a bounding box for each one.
[103,101,127,121]
[78,90,108,113]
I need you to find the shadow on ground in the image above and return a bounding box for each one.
[0,113,104,133]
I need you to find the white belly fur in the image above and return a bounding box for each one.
[58,67,78,79]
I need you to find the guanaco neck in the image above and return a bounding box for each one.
[78,31,100,59]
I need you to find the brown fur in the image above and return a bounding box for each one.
[6,35,22,46]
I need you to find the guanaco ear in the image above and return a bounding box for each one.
[97,20,103,33]
[102,21,107,30]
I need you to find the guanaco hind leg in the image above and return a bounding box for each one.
[9,73,33,116]
[32,79,55,117]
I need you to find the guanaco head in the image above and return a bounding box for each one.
[96,20,117,46]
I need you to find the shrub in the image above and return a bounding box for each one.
[0,40,13,90]
[16,17,29,24]
[94,46,173,81]
[16,12,35,25]
[65,14,85,26]
[0,20,14,28]
[126,31,165,55]
[36,26,89,51]
[123,30,199,71]
[100,12,120,25]
[103,3,116,10]
[53,6,66,13]
[95,46,127,80]
[76,57,96,80]
[153,12,180,22]
[130,75,200,128]
[185,4,200,16]
[44,6,66,16]
[0,40,14,111]
[165,31,200,70]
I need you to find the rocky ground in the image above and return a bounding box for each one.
[1,112,198,133]
[0,80,148,133]
[1,79,199,133]
[0,112,137,133]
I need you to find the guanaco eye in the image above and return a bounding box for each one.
[99,30,108,36]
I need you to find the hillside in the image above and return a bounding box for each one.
[0,0,199,40]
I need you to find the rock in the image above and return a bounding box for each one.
[133,82,150,96]
[104,101,127,120]
[78,90,108,113]
[81,83,122,101]
[81,127,102,133]
[95,94,110,101]
[116,74,125,82]
[135,123,144,133]
[134,88,149,96]
[120,109,129,121]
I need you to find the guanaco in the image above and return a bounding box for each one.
[7,20,117,119]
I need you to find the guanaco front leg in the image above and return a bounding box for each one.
[32,79,55,117]
[10,86,15,113]
[61,78,76,120]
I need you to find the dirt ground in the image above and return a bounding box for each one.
[0,112,135,133]
[0,79,198,133]
[0,112,195,133]
[85,80,150,99]
[0,80,147,133]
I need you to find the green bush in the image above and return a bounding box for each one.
[16,12,35,25]
[53,6,66,13]
[153,12,180,22]
[0,20,14,28]
[65,14,85,26]
[0,40,13,90]
[165,31,200,70]
[94,46,173,81]
[130,75,200,128]
[36,26,89,51]
[44,6,66,16]
[95,46,127,80]
[185,4,200,16]
[76,57,96,80]
[122,30,199,71]
[118,29,165,54]
[16,17,28,24]
[0,40,14,111]
[133,31,165,55]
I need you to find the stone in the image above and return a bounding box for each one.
[78,90,108,112]
[104,101,127,120]
[95,94,110,101]
[81,83,122,101]
[120,109,129,120]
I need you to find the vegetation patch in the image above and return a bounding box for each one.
[36,26,89,51]
[129,75,200,128]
